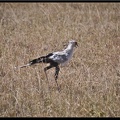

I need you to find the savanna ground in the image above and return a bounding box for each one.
[0,3,120,117]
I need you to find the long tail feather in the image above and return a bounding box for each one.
[29,57,44,65]
[14,58,42,69]
[19,63,31,68]
[15,54,53,69]
[14,63,31,69]
[29,55,53,65]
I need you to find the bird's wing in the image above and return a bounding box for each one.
[46,53,53,57]
[49,51,68,64]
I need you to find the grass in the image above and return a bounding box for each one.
[0,3,120,117]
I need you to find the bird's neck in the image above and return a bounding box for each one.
[64,44,74,54]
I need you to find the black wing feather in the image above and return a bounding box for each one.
[29,53,54,65]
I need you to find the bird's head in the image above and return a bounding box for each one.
[69,40,78,48]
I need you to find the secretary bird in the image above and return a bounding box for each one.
[17,40,78,90]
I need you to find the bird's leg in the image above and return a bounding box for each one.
[44,65,54,81]
[55,66,60,81]
[55,66,60,91]
[44,65,54,91]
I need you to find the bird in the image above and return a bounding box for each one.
[17,40,78,90]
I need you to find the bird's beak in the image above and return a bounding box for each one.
[75,42,78,47]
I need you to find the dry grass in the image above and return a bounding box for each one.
[0,3,120,117]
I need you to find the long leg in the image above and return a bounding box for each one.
[55,66,60,91]
[55,66,60,81]
[44,65,54,81]
[44,62,60,91]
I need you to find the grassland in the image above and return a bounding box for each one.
[0,3,120,117]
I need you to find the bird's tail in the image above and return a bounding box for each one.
[14,63,31,69]
[19,63,31,68]
[15,56,49,68]
[29,56,47,65]
[15,56,50,69]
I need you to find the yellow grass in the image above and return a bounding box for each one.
[0,3,120,117]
